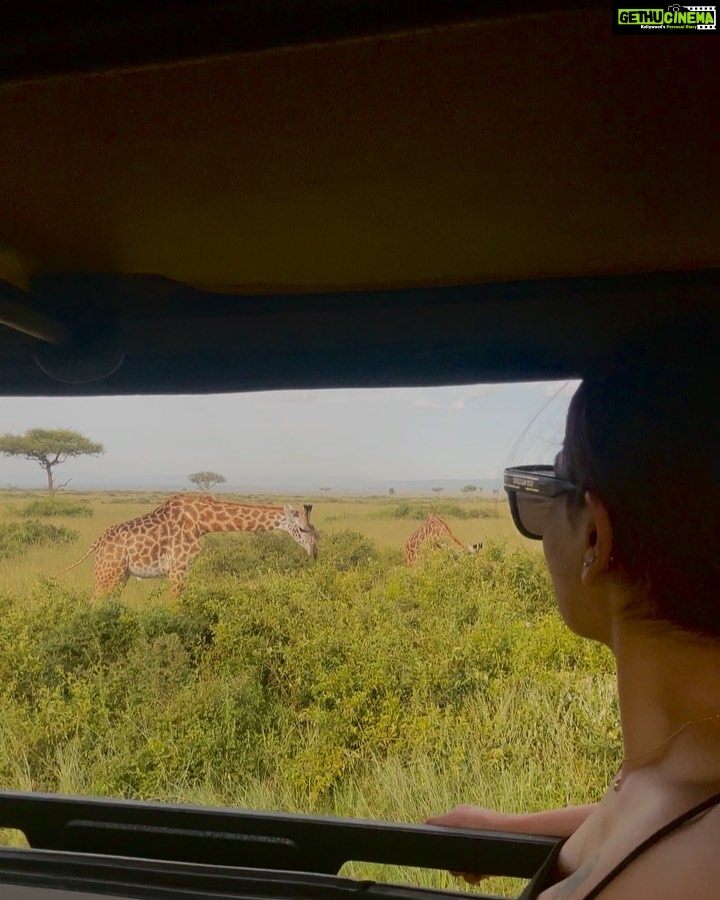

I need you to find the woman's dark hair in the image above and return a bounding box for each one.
[562,313,719,636]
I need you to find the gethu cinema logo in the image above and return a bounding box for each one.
[618,7,716,27]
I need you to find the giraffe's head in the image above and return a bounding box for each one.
[279,503,318,558]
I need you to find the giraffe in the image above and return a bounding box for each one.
[404,513,481,565]
[56,494,318,599]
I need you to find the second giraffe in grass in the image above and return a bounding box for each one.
[404,513,482,565]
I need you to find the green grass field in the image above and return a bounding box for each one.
[0,489,532,600]
[0,490,620,897]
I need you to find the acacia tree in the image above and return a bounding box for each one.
[188,471,226,492]
[0,428,105,495]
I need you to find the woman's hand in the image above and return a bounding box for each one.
[426,805,519,884]
[426,804,515,831]
[426,803,598,885]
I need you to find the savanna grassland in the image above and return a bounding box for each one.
[0,490,621,896]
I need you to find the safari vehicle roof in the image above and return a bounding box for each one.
[0,1,717,397]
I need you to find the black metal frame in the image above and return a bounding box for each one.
[2,269,718,396]
[0,791,559,900]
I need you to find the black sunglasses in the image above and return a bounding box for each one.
[503,465,582,540]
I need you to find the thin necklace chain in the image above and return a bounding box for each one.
[613,712,720,792]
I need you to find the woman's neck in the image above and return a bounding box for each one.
[612,621,720,784]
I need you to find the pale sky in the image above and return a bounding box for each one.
[0,380,579,492]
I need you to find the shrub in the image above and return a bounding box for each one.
[0,520,78,559]
[21,499,93,519]
[37,601,143,686]
[314,530,380,571]
[142,603,217,667]
[195,531,313,580]
[374,503,498,521]
[0,537,619,813]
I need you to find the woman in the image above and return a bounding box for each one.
[428,317,720,899]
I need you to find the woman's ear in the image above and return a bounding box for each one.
[581,492,614,584]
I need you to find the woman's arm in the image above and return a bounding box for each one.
[425,804,598,885]
[426,803,597,838]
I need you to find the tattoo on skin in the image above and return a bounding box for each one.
[549,855,600,899]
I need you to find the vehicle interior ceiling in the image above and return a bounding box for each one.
[1,1,717,399]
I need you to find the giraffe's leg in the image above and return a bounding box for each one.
[93,568,129,602]
[165,537,201,598]
[93,548,130,602]
[167,567,187,598]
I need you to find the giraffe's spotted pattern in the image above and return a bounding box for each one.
[404,513,478,565]
[57,494,317,600]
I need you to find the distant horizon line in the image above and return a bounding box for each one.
[1,477,504,495]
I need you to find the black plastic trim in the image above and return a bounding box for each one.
[1,1,608,85]
[0,791,557,882]
[0,846,513,900]
[0,268,717,396]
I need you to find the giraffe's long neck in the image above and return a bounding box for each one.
[197,502,285,534]
[444,530,466,551]
[428,516,465,550]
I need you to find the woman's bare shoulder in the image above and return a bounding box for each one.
[557,801,720,900]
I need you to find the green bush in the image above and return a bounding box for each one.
[374,502,498,521]
[0,540,619,817]
[313,530,380,571]
[37,601,143,686]
[195,531,313,580]
[21,499,93,519]
[0,520,78,559]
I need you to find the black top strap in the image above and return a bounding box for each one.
[580,788,720,900]
[517,839,566,900]
[518,789,720,900]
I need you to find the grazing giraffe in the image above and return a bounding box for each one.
[404,513,481,565]
[56,494,317,599]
